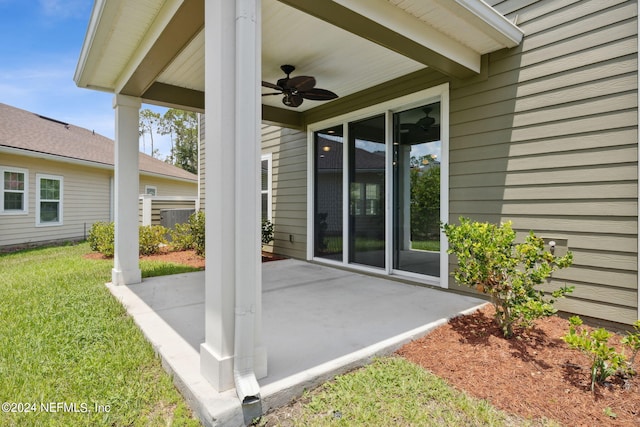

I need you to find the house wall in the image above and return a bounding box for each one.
[138,175,197,197]
[0,153,111,248]
[198,114,206,211]
[0,152,198,250]
[447,0,638,324]
[261,125,307,259]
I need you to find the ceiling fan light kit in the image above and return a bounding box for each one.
[262,65,339,107]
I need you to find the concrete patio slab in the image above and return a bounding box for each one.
[107,259,485,426]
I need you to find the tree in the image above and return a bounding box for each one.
[410,160,440,241]
[139,109,161,157]
[159,109,198,174]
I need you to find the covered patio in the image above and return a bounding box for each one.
[74,0,522,424]
[108,259,484,426]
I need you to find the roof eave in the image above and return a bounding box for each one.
[455,0,524,48]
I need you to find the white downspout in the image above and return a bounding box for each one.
[233,0,261,408]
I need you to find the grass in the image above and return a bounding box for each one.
[411,240,440,251]
[258,357,552,426]
[0,242,201,426]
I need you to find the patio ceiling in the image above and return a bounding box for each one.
[75,0,522,128]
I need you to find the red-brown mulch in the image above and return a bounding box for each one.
[84,248,286,269]
[397,304,640,426]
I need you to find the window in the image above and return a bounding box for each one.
[261,154,272,221]
[36,174,63,226]
[1,167,28,214]
[145,185,157,196]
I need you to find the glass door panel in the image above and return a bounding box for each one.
[314,125,344,261]
[393,102,441,277]
[348,115,386,268]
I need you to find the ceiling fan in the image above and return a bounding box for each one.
[262,65,338,108]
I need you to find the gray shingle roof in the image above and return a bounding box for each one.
[0,103,197,182]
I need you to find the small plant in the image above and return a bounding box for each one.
[262,219,274,247]
[442,217,573,338]
[563,316,629,391]
[189,211,205,256]
[170,221,195,251]
[139,225,169,255]
[621,320,640,369]
[87,221,115,257]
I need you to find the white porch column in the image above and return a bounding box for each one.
[200,0,266,392]
[112,94,142,286]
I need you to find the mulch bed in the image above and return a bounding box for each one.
[397,304,639,426]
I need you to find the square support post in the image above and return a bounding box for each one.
[112,94,142,286]
[200,0,266,392]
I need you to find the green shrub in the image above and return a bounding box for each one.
[442,217,573,338]
[87,221,115,257]
[139,225,169,255]
[621,320,640,368]
[170,221,195,251]
[189,211,205,256]
[262,219,274,246]
[563,316,630,391]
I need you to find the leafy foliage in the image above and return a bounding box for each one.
[158,109,198,174]
[621,320,640,367]
[188,211,206,256]
[170,221,195,252]
[563,316,631,391]
[262,219,274,246]
[87,221,114,257]
[88,222,169,257]
[138,225,169,255]
[442,217,573,338]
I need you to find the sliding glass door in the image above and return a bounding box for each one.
[311,86,447,282]
[348,115,386,268]
[392,102,441,277]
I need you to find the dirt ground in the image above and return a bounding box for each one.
[398,305,639,426]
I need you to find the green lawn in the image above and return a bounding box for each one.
[258,357,556,426]
[0,243,201,426]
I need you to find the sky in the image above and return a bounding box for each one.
[0,0,171,157]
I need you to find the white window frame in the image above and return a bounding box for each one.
[145,185,158,196]
[261,153,273,221]
[36,174,63,227]
[307,83,450,288]
[0,166,29,215]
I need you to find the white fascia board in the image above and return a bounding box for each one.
[333,0,481,73]
[113,0,184,94]
[455,0,524,47]
[74,0,116,89]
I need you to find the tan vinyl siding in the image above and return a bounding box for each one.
[147,199,197,226]
[138,175,197,197]
[448,0,638,324]
[0,153,111,248]
[261,125,307,259]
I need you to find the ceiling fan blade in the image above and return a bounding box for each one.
[300,88,338,101]
[261,81,282,91]
[282,93,304,107]
[261,92,281,96]
[286,75,315,92]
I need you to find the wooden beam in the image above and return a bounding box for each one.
[262,105,304,130]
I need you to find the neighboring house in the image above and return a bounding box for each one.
[74,0,638,398]
[0,103,197,249]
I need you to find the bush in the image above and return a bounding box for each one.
[262,219,274,246]
[442,217,573,338]
[170,222,195,252]
[88,222,168,257]
[189,211,205,256]
[87,221,114,257]
[167,211,205,256]
[139,225,168,255]
[563,316,636,391]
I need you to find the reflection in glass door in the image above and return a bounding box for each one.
[393,102,441,277]
[349,115,386,268]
